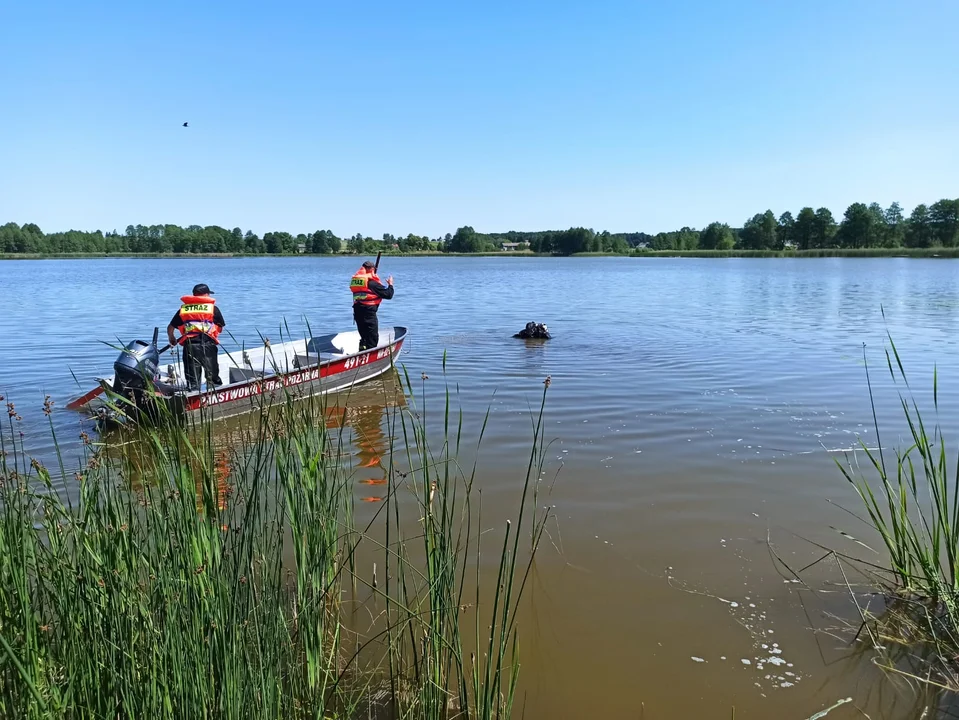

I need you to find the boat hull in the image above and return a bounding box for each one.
[189,341,403,421]
[71,326,408,425]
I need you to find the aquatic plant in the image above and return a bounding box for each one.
[0,358,552,719]
[830,328,959,691]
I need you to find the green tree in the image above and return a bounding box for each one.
[605,235,630,253]
[263,231,295,254]
[884,203,904,247]
[776,211,795,250]
[228,227,245,254]
[552,227,594,255]
[529,233,550,253]
[348,234,366,254]
[263,232,282,254]
[185,225,203,253]
[125,225,145,253]
[21,223,43,240]
[327,233,342,254]
[700,222,735,250]
[162,225,183,253]
[740,211,777,250]
[0,222,21,253]
[676,227,700,250]
[813,208,837,248]
[587,232,601,253]
[199,226,231,253]
[448,226,488,253]
[102,230,125,253]
[649,232,673,251]
[905,204,933,248]
[930,198,959,247]
[837,203,874,249]
[400,233,430,252]
[794,207,817,250]
[867,203,887,247]
[1,223,26,253]
[244,231,265,254]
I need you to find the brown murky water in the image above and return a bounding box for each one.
[4,256,959,718]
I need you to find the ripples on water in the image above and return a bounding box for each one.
[3,256,959,717]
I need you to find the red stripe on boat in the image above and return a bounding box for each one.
[66,385,104,410]
[184,340,403,412]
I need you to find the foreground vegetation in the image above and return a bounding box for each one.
[2,195,957,257]
[823,334,959,695]
[0,367,552,718]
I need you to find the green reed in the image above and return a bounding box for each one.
[0,357,550,719]
[834,330,959,678]
[372,357,551,720]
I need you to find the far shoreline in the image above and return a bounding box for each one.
[3,247,959,260]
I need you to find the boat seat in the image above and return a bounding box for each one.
[293,352,339,369]
[229,366,266,384]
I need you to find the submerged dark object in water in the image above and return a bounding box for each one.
[514,322,551,340]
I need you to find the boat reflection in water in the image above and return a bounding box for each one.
[111,368,407,514]
[326,370,408,502]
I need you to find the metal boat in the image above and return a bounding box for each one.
[67,325,408,424]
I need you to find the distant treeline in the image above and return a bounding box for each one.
[0,222,648,256]
[2,197,957,257]
[0,224,437,256]
[648,198,959,253]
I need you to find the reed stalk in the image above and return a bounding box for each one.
[833,329,959,688]
[0,357,551,719]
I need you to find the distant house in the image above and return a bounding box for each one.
[297,243,307,253]
[501,242,522,251]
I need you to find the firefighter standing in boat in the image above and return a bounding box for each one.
[166,283,226,391]
[350,260,394,351]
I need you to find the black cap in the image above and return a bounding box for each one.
[362,260,375,269]
[193,283,213,295]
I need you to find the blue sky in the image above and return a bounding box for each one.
[1,0,956,237]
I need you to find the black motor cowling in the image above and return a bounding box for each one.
[112,328,161,393]
[102,328,178,426]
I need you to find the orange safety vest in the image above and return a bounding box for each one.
[176,295,221,344]
[350,268,383,307]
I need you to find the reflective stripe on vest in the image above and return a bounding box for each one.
[177,295,221,344]
[350,270,382,307]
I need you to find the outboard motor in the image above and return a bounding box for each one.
[113,328,162,394]
[96,328,180,428]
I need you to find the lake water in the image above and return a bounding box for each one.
[3,256,959,718]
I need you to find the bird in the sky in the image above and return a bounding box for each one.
[182,122,189,127]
